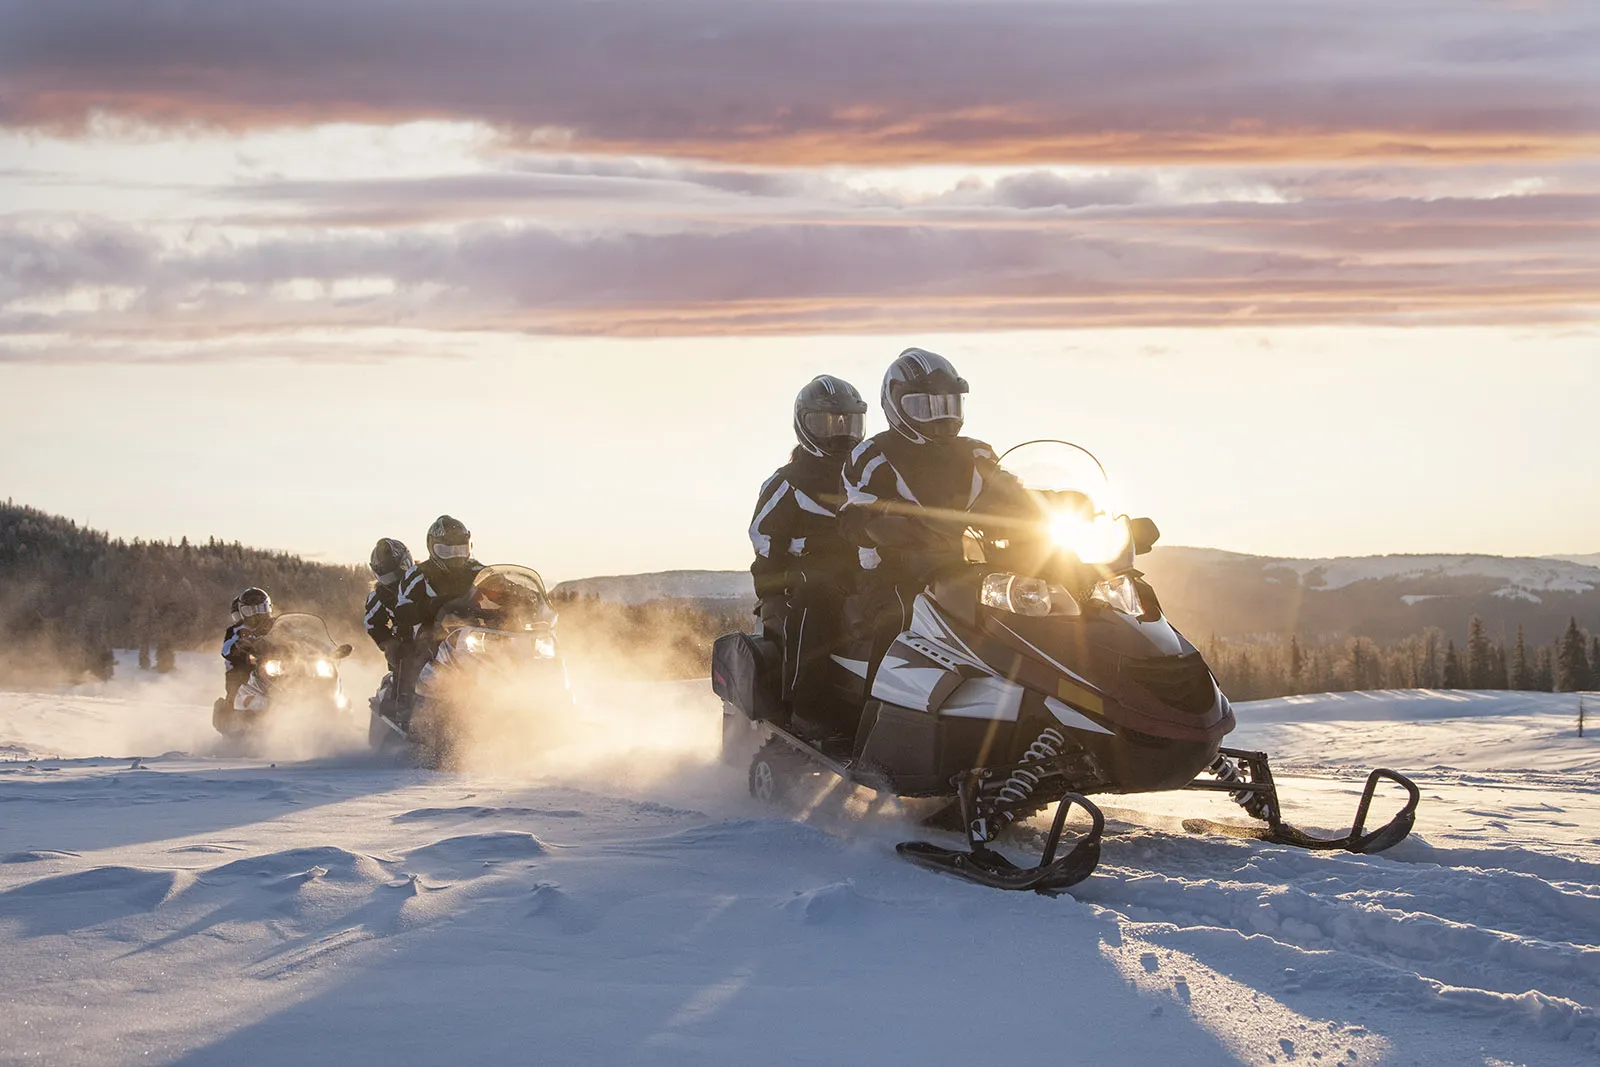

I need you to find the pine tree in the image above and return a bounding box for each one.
[138,643,151,671]
[1490,644,1508,690]
[1287,634,1304,694]
[1509,625,1530,690]
[1466,616,1492,689]
[1534,646,1555,692]
[1441,641,1462,688]
[1418,629,1441,689]
[1555,617,1592,692]
[155,641,176,674]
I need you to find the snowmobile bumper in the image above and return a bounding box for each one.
[896,769,1105,894]
[1183,747,1420,854]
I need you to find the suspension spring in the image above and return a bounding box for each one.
[1211,753,1268,818]
[994,727,1066,808]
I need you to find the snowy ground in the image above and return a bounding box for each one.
[2,654,1596,1066]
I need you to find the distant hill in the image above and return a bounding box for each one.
[1139,548,1600,644]
[553,549,1600,646]
[552,569,754,608]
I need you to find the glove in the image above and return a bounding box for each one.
[864,513,959,553]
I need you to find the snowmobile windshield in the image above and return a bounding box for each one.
[259,613,339,657]
[466,565,553,631]
[998,441,1129,566]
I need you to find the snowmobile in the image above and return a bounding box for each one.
[213,613,354,738]
[369,564,572,766]
[714,441,1419,893]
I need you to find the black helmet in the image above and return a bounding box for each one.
[238,587,273,630]
[370,537,413,583]
[793,375,868,457]
[883,348,969,444]
[427,515,473,570]
[229,596,242,625]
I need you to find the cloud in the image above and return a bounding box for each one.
[3,0,1596,163]
[4,191,1595,349]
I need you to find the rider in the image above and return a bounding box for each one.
[220,587,275,706]
[364,538,413,671]
[838,348,1025,675]
[391,516,483,719]
[749,375,868,734]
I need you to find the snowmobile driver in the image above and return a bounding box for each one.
[390,516,483,723]
[839,348,1027,685]
[749,375,868,736]
[219,587,275,708]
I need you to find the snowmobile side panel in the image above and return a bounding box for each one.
[855,701,943,795]
[939,676,1025,721]
[870,641,966,713]
[1044,695,1113,735]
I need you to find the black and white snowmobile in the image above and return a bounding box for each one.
[713,441,1419,893]
[370,564,572,766]
[214,613,355,738]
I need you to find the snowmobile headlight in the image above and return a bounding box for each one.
[262,659,285,678]
[981,573,1079,617]
[1048,511,1129,566]
[1091,575,1144,616]
[533,634,557,659]
[463,630,488,654]
[314,659,336,678]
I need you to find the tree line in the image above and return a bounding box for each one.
[1203,616,1598,702]
[0,502,368,684]
[0,501,749,687]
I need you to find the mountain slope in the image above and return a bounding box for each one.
[553,549,1600,644]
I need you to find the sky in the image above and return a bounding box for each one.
[0,0,1596,580]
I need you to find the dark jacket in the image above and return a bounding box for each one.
[221,622,249,672]
[394,558,485,641]
[749,447,856,603]
[363,582,402,649]
[222,620,273,674]
[839,431,1024,579]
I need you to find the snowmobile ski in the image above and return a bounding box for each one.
[897,791,1104,893]
[896,768,1105,893]
[1182,748,1419,854]
[747,721,1105,891]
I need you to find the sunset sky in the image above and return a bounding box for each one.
[1,0,1596,580]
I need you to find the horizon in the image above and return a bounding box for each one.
[7,495,1597,585]
[2,0,1596,581]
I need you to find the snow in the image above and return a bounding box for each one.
[3,660,1598,1065]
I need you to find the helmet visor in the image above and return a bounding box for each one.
[239,599,272,619]
[432,542,472,560]
[801,411,864,442]
[900,392,965,423]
